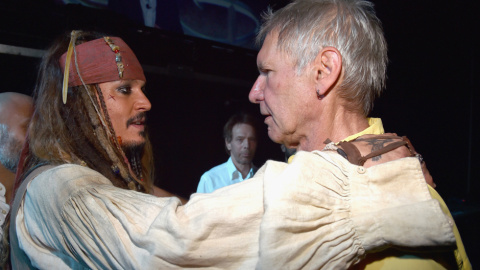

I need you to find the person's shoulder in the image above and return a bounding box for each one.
[25,164,114,211]
[37,163,105,181]
[198,166,219,193]
[29,164,111,195]
[0,182,9,227]
[203,160,229,175]
[198,160,231,192]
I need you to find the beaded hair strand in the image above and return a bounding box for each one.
[66,31,149,192]
[29,30,151,192]
[92,84,147,191]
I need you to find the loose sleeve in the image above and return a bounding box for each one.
[16,155,456,270]
[257,151,456,269]
[17,164,264,269]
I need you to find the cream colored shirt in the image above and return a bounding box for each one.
[341,117,471,269]
[0,181,9,244]
[15,150,456,269]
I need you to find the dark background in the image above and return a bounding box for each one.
[1,0,478,265]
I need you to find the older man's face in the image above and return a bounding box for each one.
[0,127,24,172]
[248,32,318,148]
[0,95,33,172]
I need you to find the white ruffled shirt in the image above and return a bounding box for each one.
[1,181,10,256]
[0,181,10,232]
[15,151,455,269]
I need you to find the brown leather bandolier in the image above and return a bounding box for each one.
[327,133,435,187]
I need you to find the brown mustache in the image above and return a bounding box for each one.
[126,112,147,128]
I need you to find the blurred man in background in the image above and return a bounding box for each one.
[0,92,33,255]
[197,112,258,193]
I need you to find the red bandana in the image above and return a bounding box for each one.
[59,37,145,86]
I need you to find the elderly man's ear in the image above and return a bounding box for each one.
[314,47,342,97]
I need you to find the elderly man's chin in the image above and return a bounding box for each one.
[267,128,285,145]
[268,131,297,150]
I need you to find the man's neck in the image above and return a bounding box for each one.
[0,164,15,203]
[231,158,252,179]
[297,108,369,152]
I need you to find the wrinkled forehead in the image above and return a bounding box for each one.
[258,31,297,66]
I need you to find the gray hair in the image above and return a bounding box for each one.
[256,0,387,115]
[0,124,22,172]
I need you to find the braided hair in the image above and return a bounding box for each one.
[26,30,154,192]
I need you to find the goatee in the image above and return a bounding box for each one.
[122,142,145,178]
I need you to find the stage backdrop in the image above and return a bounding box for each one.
[0,0,477,208]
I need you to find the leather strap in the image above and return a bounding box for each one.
[337,134,415,166]
[9,165,54,270]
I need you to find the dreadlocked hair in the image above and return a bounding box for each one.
[25,30,153,193]
[1,30,154,268]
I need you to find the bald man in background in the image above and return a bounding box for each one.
[0,92,34,237]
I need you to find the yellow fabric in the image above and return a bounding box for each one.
[287,154,295,164]
[341,118,384,142]
[428,186,472,270]
[289,117,470,269]
[346,118,471,270]
[287,118,383,164]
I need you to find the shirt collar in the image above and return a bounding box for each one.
[287,117,384,164]
[226,157,255,181]
[340,118,384,142]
